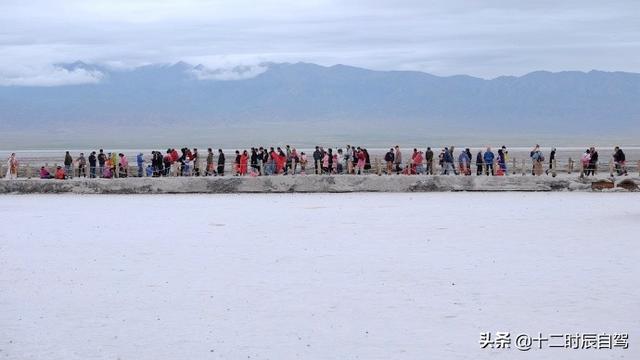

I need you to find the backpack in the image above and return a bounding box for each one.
[384,152,393,162]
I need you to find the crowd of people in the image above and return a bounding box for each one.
[3,145,633,179]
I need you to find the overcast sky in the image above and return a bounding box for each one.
[1,0,638,85]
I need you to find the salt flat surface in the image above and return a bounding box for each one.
[0,193,638,360]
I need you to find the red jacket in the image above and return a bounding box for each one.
[55,168,65,179]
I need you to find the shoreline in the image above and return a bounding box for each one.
[1,174,638,194]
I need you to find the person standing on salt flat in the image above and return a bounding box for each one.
[76,152,87,178]
[136,153,144,177]
[64,151,73,178]
[385,148,394,175]
[6,153,18,179]
[475,150,484,176]
[355,147,366,175]
[530,145,545,176]
[394,145,402,174]
[483,147,495,176]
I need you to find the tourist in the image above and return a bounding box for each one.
[118,153,129,177]
[345,145,353,174]
[6,153,18,179]
[442,147,454,175]
[250,148,259,175]
[39,166,53,179]
[385,148,394,175]
[613,146,627,175]
[206,148,215,176]
[55,166,66,180]
[530,145,545,176]
[88,151,97,178]
[192,148,200,176]
[97,149,106,177]
[239,150,248,176]
[588,147,598,176]
[322,149,330,174]
[313,146,322,174]
[476,150,484,176]
[102,166,113,179]
[581,149,591,176]
[76,153,87,177]
[458,150,470,176]
[414,150,425,175]
[277,147,287,174]
[111,152,119,177]
[483,147,495,176]
[145,164,154,177]
[354,147,365,174]
[64,151,73,178]
[394,146,402,174]
[299,152,308,174]
[136,153,144,177]
[425,147,434,175]
[498,146,507,175]
[336,149,343,174]
[183,158,192,177]
[233,150,241,175]
[163,152,171,176]
[217,149,225,176]
[546,148,556,175]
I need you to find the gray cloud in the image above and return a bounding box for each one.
[0,0,638,85]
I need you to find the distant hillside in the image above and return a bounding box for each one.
[0,62,638,147]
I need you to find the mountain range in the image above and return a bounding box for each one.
[0,61,638,148]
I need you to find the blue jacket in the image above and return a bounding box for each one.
[136,154,144,166]
[443,150,453,163]
[483,151,495,164]
[458,152,470,164]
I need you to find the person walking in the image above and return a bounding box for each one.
[442,147,454,175]
[545,148,556,175]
